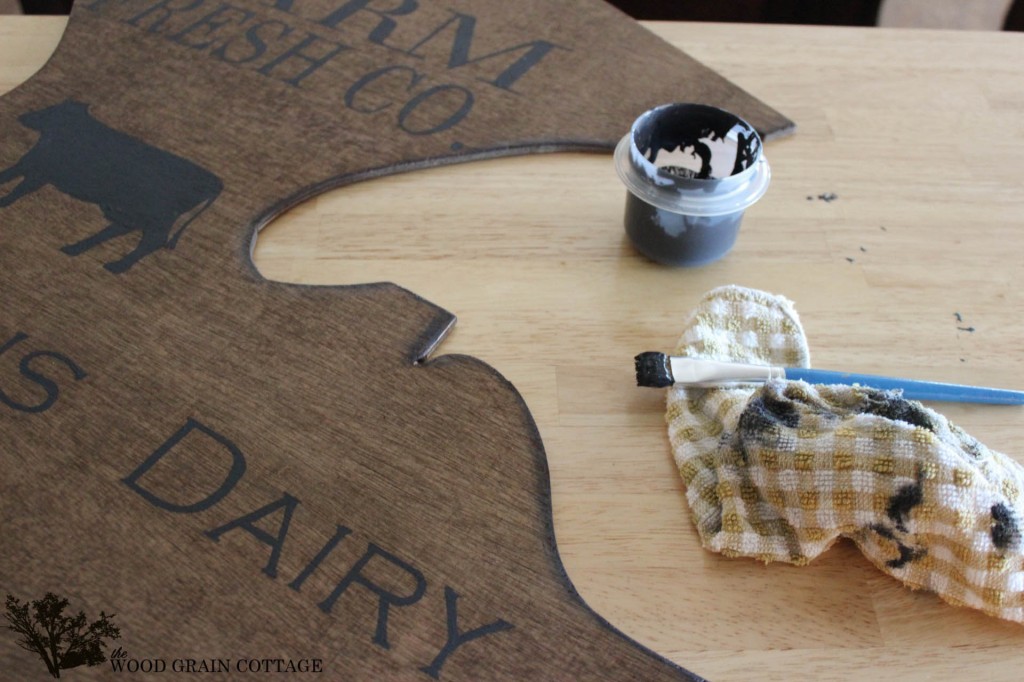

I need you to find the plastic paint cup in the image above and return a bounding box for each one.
[614,103,771,266]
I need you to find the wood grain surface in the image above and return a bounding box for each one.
[3,16,1024,682]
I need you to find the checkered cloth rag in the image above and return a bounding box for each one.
[667,285,1024,622]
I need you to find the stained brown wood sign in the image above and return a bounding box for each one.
[0,1,790,678]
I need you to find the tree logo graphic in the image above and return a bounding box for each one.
[4,593,120,678]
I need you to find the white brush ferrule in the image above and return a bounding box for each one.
[668,357,784,386]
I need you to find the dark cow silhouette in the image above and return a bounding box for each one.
[0,100,222,273]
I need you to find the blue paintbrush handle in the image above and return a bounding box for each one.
[782,367,1024,404]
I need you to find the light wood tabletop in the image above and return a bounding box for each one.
[3,15,1023,682]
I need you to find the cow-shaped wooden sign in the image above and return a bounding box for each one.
[0,0,791,678]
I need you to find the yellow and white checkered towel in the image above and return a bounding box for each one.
[668,285,1024,622]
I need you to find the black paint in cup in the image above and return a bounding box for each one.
[614,103,771,266]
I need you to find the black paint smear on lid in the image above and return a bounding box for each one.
[635,104,758,180]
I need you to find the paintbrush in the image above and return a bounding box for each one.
[634,352,1024,405]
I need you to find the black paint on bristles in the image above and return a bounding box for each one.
[635,351,674,388]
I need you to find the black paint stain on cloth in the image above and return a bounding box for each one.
[887,474,924,533]
[869,523,927,569]
[862,394,936,432]
[888,542,927,569]
[866,466,928,569]
[991,503,1021,551]
[739,392,801,437]
[962,437,986,460]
